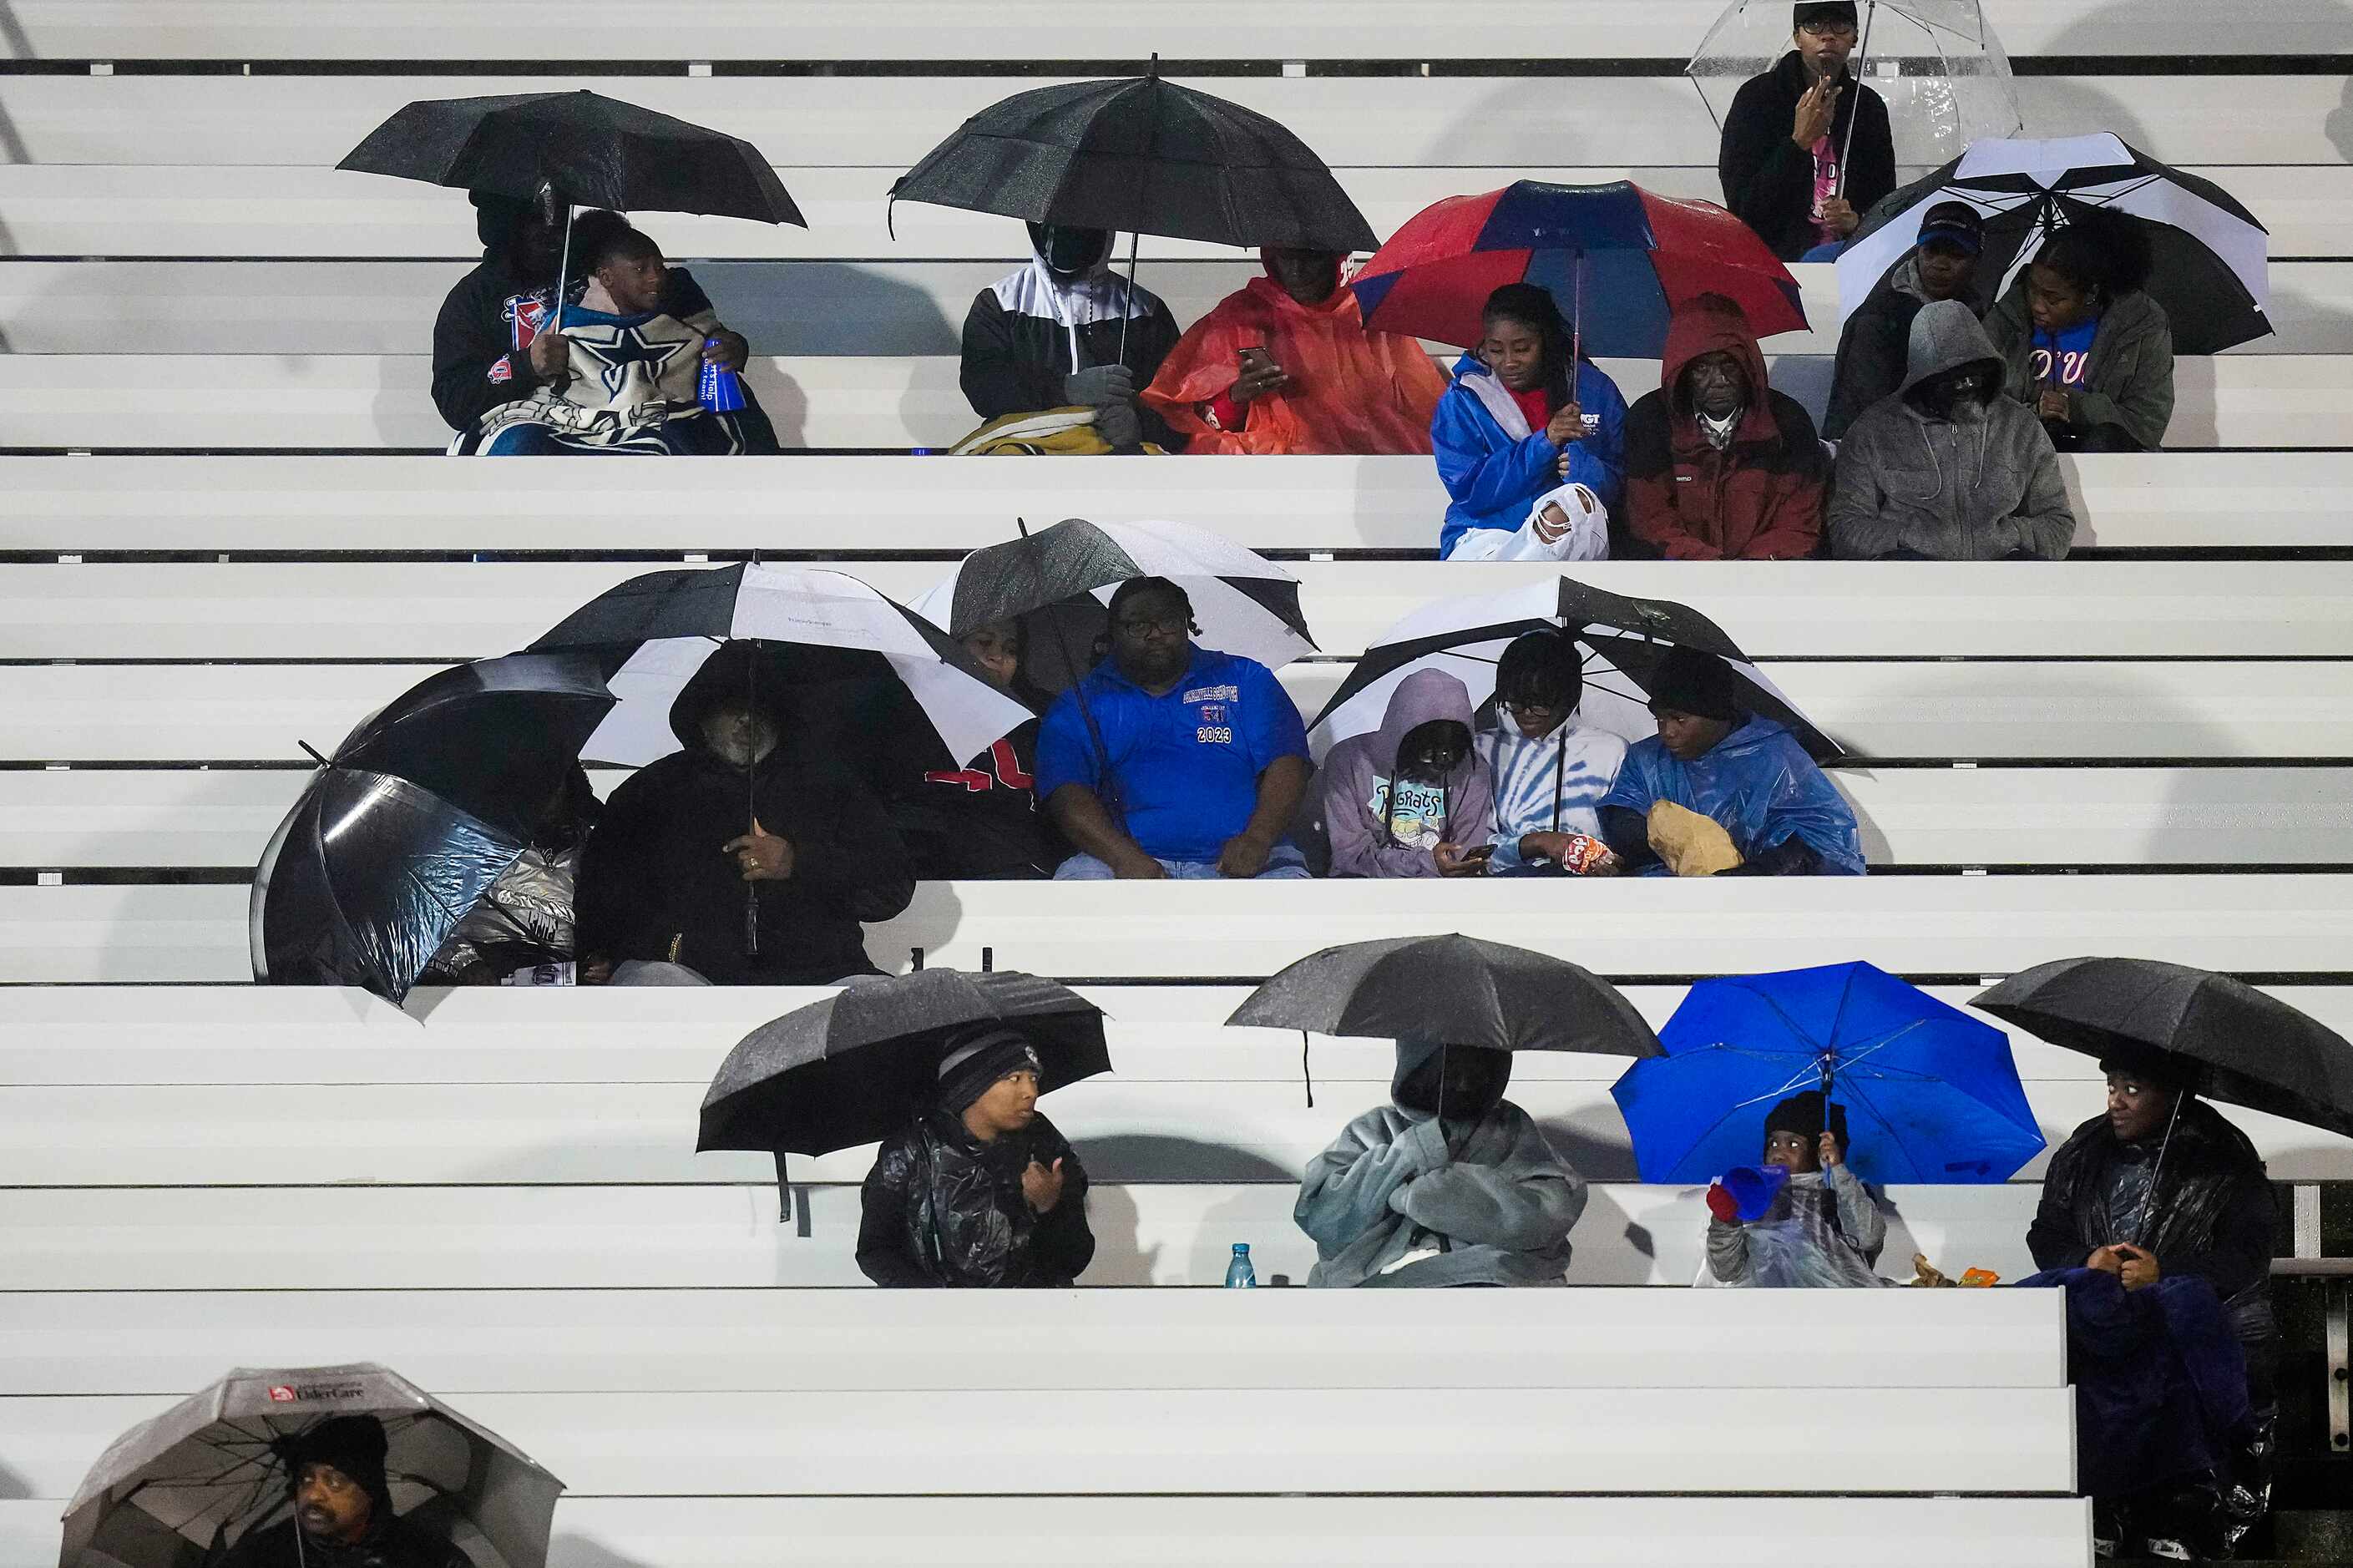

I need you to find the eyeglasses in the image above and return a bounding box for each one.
[1114,615,1189,637]
[1502,699,1564,718]
[1798,20,1858,38]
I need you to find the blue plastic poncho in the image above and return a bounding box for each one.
[1599,717,1866,877]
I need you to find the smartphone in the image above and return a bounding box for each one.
[1462,844,1495,862]
[1237,345,1275,375]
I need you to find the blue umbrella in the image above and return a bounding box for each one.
[1611,961,2045,1186]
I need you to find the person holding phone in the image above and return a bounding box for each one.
[1141,247,1449,455]
[1313,670,1495,879]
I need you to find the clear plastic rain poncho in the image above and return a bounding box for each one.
[1688,0,2025,174]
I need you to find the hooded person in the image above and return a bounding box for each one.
[1824,200,1989,441]
[1716,3,1896,261]
[1313,669,1495,879]
[1473,629,1629,877]
[855,1025,1096,1288]
[1295,1039,1586,1288]
[1433,283,1629,561]
[1986,209,2176,453]
[1596,645,1866,877]
[1139,246,1451,455]
[1620,293,1829,560]
[1703,1090,1895,1288]
[2027,1057,2277,1559]
[217,1415,470,1568]
[419,765,601,985]
[959,222,1185,451]
[1827,299,2077,562]
[434,200,775,453]
[571,641,916,986]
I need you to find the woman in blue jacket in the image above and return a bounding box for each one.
[1432,283,1628,560]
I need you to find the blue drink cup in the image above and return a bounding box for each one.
[700,346,746,413]
[1720,1164,1790,1222]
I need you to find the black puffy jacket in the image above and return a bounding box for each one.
[857,1110,1094,1287]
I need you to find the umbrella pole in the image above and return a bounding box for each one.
[744,640,760,957]
[550,201,576,332]
[1836,0,1879,200]
[1115,225,1142,370]
[1571,247,1583,371]
[1018,516,1124,833]
[1301,1029,1314,1108]
[2130,1087,2189,1249]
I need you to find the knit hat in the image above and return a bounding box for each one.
[937,1027,1043,1113]
[1794,3,1860,28]
[1917,201,1985,255]
[1763,1090,1850,1154]
[281,1414,392,1515]
[1646,645,1746,724]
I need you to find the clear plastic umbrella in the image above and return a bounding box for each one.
[1688,1,2025,177]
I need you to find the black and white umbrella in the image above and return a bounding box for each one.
[908,517,1316,693]
[527,563,1032,771]
[62,1363,562,1568]
[1838,133,2271,354]
[1308,574,1839,762]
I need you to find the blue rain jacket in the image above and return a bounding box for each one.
[1431,355,1627,558]
[1599,716,1866,877]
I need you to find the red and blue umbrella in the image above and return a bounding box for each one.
[1351,180,1807,357]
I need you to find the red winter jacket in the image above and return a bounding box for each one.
[1620,297,1828,561]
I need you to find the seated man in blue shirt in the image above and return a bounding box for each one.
[1036,578,1313,880]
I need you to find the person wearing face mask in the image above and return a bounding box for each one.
[1313,669,1495,879]
[857,1026,1095,1287]
[1138,246,1450,455]
[1718,3,1896,262]
[1987,211,2175,453]
[1432,283,1628,561]
[1621,293,1828,560]
[572,641,913,986]
[1452,630,1627,878]
[959,222,1185,451]
[1828,299,2077,561]
[1824,201,1987,442]
[468,213,774,455]
[1702,1092,1894,1288]
[1296,1039,1586,1287]
[1596,645,1865,878]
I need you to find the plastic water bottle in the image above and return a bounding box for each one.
[1224,1243,1257,1288]
[699,346,746,412]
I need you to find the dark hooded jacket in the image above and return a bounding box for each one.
[2028,1097,2277,1349]
[857,1108,1093,1287]
[219,1418,469,1568]
[1827,301,2076,561]
[1295,1040,1586,1288]
[1621,296,1829,560]
[959,235,1184,447]
[1718,50,1896,261]
[572,645,915,985]
[1986,283,2177,452]
[1824,251,1990,442]
[432,195,776,450]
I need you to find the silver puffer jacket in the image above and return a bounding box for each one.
[422,841,580,982]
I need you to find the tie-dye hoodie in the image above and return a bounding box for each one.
[1478,713,1629,873]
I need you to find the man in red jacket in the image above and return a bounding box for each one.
[1619,294,1829,560]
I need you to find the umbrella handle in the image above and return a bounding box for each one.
[1834,0,1878,202]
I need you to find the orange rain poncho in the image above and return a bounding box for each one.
[1141,271,1450,456]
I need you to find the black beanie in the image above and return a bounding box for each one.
[282,1414,392,1515]
[1794,3,1860,28]
[1647,646,1745,724]
[1763,1090,1850,1152]
[937,1027,1043,1114]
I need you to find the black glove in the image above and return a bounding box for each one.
[1064,364,1136,407]
[1092,398,1142,448]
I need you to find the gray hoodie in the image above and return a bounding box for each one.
[1827,300,2077,562]
[1314,670,1495,879]
[1295,1039,1586,1288]
[1986,285,2176,452]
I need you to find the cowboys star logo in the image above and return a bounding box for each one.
[566,323,701,399]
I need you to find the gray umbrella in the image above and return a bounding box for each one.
[1228,935,1663,1106]
[697,968,1112,1164]
[59,1363,562,1568]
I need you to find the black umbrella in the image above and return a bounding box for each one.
[1228,934,1662,1105]
[338,89,803,225]
[1974,958,2353,1142]
[1839,132,2270,356]
[250,652,616,1006]
[1310,573,1841,763]
[699,969,1111,1205]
